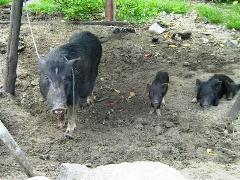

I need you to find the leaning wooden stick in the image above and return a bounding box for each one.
[0,120,35,177]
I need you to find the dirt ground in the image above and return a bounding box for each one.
[1,11,240,179]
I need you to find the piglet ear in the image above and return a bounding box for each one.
[196,79,201,87]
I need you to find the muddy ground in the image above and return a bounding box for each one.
[0,11,240,179]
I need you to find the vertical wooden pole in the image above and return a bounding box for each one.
[105,0,116,21]
[0,120,35,177]
[4,0,24,95]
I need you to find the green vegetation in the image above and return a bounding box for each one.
[25,0,240,30]
[26,0,58,15]
[53,0,104,20]
[0,0,10,6]
[195,3,240,30]
[116,0,189,23]
[196,4,224,24]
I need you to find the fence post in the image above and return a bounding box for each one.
[4,0,24,95]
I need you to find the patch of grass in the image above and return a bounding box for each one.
[26,0,58,15]
[226,13,240,30]
[116,0,190,23]
[196,4,224,24]
[116,0,161,23]
[53,0,104,20]
[158,0,190,14]
[0,0,10,6]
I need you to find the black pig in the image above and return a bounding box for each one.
[147,71,169,116]
[39,31,102,138]
[193,78,222,107]
[209,74,240,100]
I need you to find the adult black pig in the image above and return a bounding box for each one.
[39,31,102,138]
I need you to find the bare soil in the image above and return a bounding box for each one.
[0,12,240,179]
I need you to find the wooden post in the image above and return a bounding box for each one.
[4,0,24,95]
[0,120,35,177]
[105,0,116,21]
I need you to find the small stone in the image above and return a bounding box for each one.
[152,37,159,43]
[183,62,190,67]
[224,39,239,48]
[148,22,166,34]
[202,38,209,44]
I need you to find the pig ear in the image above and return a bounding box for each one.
[66,57,82,67]
[146,84,150,92]
[196,79,201,87]
[38,58,46,70]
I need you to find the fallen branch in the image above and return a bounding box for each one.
[68,21,132,26]
[0,120,35,177]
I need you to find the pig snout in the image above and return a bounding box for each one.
[51,107,67,115]
[200,99,210,108]
[48,83,67,115]
[152,99,160,109]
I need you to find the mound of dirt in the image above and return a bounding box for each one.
[0,12,240,179]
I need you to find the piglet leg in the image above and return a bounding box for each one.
[156,109,161,116]
[149,108,155,115]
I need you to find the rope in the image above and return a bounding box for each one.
[64,57,76,114]
[25,4,41,59]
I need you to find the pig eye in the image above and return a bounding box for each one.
[44,74,49,80]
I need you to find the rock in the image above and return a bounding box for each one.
[172,31,192,40]
[201,38,209,44]
[224,39,239,48]
[148,23,166,34]
[183,62,190,67]
[57,161,186,180]
[152,37,159,43]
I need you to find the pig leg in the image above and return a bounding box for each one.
[87,93,95,105]
[57,114,66,129]
[162,98,166,106]
[156,108,161,116]
[64,106,77,139]
[149,107,155,115]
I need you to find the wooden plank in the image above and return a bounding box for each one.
[0,120,35,177]
[105,0,116,21]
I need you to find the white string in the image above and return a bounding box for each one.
[71,68,75,114]
[64,57,76,114]
[26,9,41,59]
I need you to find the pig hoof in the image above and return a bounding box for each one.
[58,122,66,129]
[149,109,154,115]
[191,97,197,103]
[64,132,74,139]
[65,122,76,138]
[87,96,94,105]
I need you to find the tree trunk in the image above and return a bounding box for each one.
[0,120,35,177]
[4,0,24,95]
[105,0,116,21]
